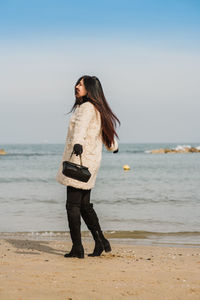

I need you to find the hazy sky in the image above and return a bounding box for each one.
[0,0,200,143]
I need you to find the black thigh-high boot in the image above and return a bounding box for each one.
[80,203,111,256]
[64,203,84,259]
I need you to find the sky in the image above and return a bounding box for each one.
[0,0,200,144]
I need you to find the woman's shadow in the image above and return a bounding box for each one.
[5,239,66,256]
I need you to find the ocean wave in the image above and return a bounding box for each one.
[144,150,152,153]
[122,150,145,154]
[173,145,191,151]
[1,230,200,239]
[104,230,200,239]
[94,197,190,205]
[4,153,53,157]
[1,230,199,246]
[0,178,50,183]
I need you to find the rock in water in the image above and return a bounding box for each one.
[149,146,200,154]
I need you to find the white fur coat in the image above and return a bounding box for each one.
[56,101,118,190]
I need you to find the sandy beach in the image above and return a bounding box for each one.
[0,238,199,300]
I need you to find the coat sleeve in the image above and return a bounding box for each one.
[104,137,118,152]
[71,102,95,146]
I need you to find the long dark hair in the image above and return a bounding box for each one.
[68,75,120,148]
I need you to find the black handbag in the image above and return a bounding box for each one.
[62,150,91,182]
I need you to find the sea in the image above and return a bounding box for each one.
[0,143,200,247]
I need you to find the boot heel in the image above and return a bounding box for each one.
[103,240,111,252]
[104,243,111,252]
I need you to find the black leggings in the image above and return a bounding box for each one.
[66,186,94,245]
[66,185,106,248]
[66,186,91,209]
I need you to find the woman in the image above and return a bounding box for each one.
[56,75,120,258]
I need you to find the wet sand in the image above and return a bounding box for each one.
[0,238,200,300]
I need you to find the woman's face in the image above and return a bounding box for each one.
[75,79,87,98]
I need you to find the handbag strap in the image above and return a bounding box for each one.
[69,150,83,166]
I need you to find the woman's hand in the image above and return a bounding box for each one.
[73,144,83,156]
[113,148,119,153]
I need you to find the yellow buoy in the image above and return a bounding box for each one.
[123,164,130,170]
[0,149,7,155]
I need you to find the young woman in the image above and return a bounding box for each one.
[56,75,120,258]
